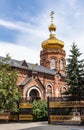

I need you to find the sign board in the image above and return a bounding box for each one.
[19,114,33,120]
[49,101,84,108]
[19,103,33,108]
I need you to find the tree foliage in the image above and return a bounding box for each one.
[65,43,84,97]
[32,100,48,121]
[0,55,21,113]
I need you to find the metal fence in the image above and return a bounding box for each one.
[47,96,84,125]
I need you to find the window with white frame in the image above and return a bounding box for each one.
[50,58,56,69]
[46,85,52,97]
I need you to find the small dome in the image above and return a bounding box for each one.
[49,24,56,32]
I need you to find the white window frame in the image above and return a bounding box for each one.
[50,58,56,69]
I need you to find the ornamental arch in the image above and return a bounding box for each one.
[27,86,42,101]
[60,85,67,96]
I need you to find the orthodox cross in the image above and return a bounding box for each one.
[50,11,55,23]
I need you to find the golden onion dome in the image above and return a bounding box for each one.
[49,24,56,32]
[41,11,64,50]
[42,34,64,49]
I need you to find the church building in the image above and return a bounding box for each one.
[0,11,67,101]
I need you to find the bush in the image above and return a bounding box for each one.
[32,100,48,121]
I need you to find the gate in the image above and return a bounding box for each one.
[47,96,84,125]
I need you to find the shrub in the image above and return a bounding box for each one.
[32,100,48,121]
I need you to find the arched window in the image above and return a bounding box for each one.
[50,58,56,69]
[60,59,64,70]
[46,85,52,97]
[60,85,67,96]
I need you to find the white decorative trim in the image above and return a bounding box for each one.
[61,85,67,90]
[27,86,41,97]
[55,88,59,97]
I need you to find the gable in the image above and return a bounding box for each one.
[20,77,45,91]
[21,60,28,67]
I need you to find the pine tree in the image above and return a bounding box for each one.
[65,43,84,98]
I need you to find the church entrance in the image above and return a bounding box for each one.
[28,86,41,102]
[29,89,40,101]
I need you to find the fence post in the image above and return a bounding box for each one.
[47,96,50,124]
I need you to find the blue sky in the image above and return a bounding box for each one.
[0,0,84,64]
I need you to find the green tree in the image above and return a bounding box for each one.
[32,100,48,121]
[65,43,84,97]
[0,55,21,113]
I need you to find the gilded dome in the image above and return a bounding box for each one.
[42,34,64,49]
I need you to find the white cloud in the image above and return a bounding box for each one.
[0,18,47,36]
[0,41,40,64]
[0,19,34,37]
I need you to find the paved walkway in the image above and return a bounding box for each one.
[0,122,84,130]
[0,122,46,130]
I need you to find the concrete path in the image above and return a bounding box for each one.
[0,122,84,130]
[0,122,47,130]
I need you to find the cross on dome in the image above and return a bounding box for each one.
[50,11,55,24]
[49,11,56,33]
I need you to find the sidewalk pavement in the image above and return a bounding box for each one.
[0,121,47,130]
[0,121,84,130]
